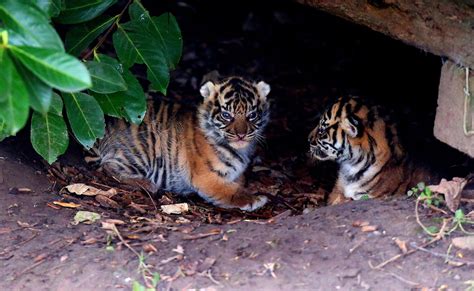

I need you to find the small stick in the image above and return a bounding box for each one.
[369,237,441,269]
[387,271,420,286]
[411,243,474,266]
[370,211,449,269]
[203,269,223,286]
[427,204,448,215]
[82,0,133,60]
[16,232,39,247]
[349,238,367,254]
[14,259,46,279]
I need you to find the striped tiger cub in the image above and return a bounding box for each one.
[308,97,433,205]
[96,76,271,211]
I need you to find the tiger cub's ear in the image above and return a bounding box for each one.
[200,81,216,98]
[256,81,271,99]
[341,115,362,138]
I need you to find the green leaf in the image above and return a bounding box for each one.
[49,0,63,17]
[425,225,439,235]
[63,92,104,149]
[13,60,52,114]
[92,92,124,118]
[424,187,432,196]
[359,194,370,201]
[34,0,62,17]
[0,116,10,142]
[96,54,146,123]
[0,0,64,50]
[121,70,146,123]
[56,0,117,24]
[30,93,69,164]
[417,182,426,191]
[112,24,138,68]
[114,21,169,94]
[65,15,116,56]
[10,46,91,92]
[132,281,146,291]
[86,61,127,93]
[0,50,29,135]
[151,272,160,287]
[129,2,182,69]
[455,209,465,222]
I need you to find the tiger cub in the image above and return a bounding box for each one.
[308,97,433,205]
[96,76,271,211]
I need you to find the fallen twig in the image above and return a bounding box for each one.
[369,237,441,269]
[182,229,222,240]
[201,269,223,286]
[349,238,367,254]
[387,271,420,287]
[410,242,474,266]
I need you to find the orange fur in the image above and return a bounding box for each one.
[309,97,435,204]
[96,77,270,211]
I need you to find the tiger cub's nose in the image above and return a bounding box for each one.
[237,133,246,140]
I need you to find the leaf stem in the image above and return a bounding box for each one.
[1,30,8,46]
[82,0,133,60]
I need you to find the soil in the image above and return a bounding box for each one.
[1,145,474,291]
[1,0,474,290]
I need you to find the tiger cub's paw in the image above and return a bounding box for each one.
[327,190,350,205]
[238,195,268,212]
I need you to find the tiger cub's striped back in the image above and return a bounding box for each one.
[97,76,271,211]
[308,97,433,204]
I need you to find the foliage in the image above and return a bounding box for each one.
[407,182,444,207]
[0,0,182,163]
[411,182,474,237]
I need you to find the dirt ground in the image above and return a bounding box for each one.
[1,144,474,291]
[1,0,474,290]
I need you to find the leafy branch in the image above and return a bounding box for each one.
[82,0,133,60]
[0,0,182,163]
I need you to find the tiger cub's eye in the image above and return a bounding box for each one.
[247,112,258,120]
[221,111,233,120]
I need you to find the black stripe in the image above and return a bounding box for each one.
[161,166,167,190]
[223,90,235,100]
[367,109,376,129]
[217,140,244,164]
[347,143,353,160]
[367,134,377,150]
[206,161,226,177]
[212,144,238,171]
[331,127,337,143]
[353,151,365,165]
[340,130,346,150]
[359,160,388,188]
[353,100,363,114]
[335,102,344,118]
[346,154,372,183]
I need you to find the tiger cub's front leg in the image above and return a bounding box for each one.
[327,181,349,205]
[193,173,267,211]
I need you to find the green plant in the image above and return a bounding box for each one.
[0,0,182,163]
[132,252,161,291]
[407,182,444,207]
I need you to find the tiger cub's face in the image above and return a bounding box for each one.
[308,98,367,162]
[199,77,271,149]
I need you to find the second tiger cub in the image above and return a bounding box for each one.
[96,77,271,211]
[308,97,436,204]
